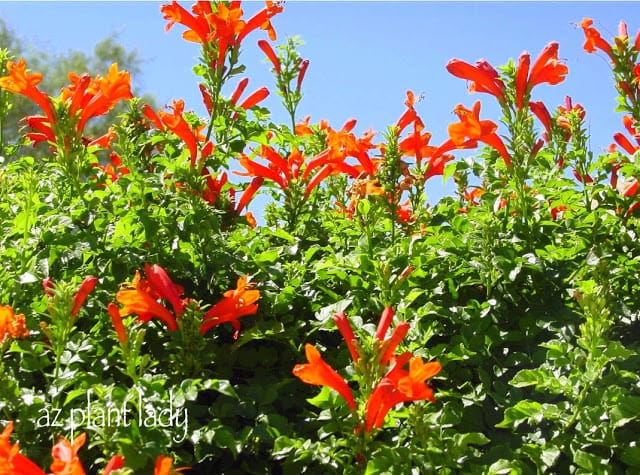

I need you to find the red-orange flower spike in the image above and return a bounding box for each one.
[161,1,211,43]
[446,58,506,101]
[77,63,133,133]
[0,421,47,475]
[200,275,260,338]
[380,322,410,365]
[50,432,87,475]
[258,39,281,73]
[514,52,530,110]
[581,18,615,60]
[0,58,55,122]
[116,289,179,332]
[236,176,264,214]
[238,1,284,43]
[115,268,183,332]
[157,99,199,166]
[0,305,29,343]
[154,454,189,475]
[375,306,395,340]
[144,263,185,316]
[447,101,511,165]
[333,311,359,362]
[107,303,127,345]
[103,455,125,475]
[71,276,98,318]
[238,86,269,110]
[296,59,310,93]
[530,101,552,137]
[293,343,357,410]
[364,354,440,431]
[527,42,568,89]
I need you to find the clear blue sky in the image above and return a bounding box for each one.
[1,1,639,204]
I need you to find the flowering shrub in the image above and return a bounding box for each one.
[1,2,640,473]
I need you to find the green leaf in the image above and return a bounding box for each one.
[573,449,605,471]
[204,379,239,399]
[453,432,490,449]
[621,446,640,468]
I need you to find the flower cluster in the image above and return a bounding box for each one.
[0,421,185,475]
[0,60,132,155]
[293,307,441,433]
[112,264,259,339]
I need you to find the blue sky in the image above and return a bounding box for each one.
[1,1,639,204]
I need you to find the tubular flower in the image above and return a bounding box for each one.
[581,18,615,61]
[75,63,133,133]
[156,99,212,169]
[293,343,357,410]
[103,455,125,475]
[0,305,29,344]
[446,58,506,102]
[527,42,568,90]
[1,60,131,153]
[71,276,98,318]
[445,101,511,165]
[154,455,189,475]
[235,145,304,190]
[107,302,128,345]
[396,90,425,135]
[230,78,270,118]
[613,115,640,156]
[258,39,281,73]
[0,58,54,122]
[115,265,188,332]
[334,311,359,362]
[50,432,87,475]
[200,275,260,338]
[365,354,441,432]
[162,1,283,68]
[514,52,531,110]
[529,101,553,139]
[0,422,46,475]
[303,119,379,193]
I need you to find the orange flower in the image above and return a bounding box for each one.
[50,432,87,475]
[612,115,640,156]
[581,18,615,60]
[0,58,54,122]
[200,275,260,338]
[162,1,283,69]
[396,90,424,135]
[292,343,357,410]
[364,354,441,432]
[235,145,304,190]
[0,421,46,475]
[529,101,552,139]
[446,58,505,101]
[156,99,211,168]
[102,455,125,475]
[115,265,187,332]
[154,455,189,475]
[0,305,29,344]
[107,303,127,345]
[302,119,379,195]
[527,42,568,90]
[74,63,133,133]
[258,39,281,74]
[71,276,98,318]
[445,101,511,165]
[162,1,212,43]
[333,311,359,362]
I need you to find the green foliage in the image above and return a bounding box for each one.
[1,4,640,475]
